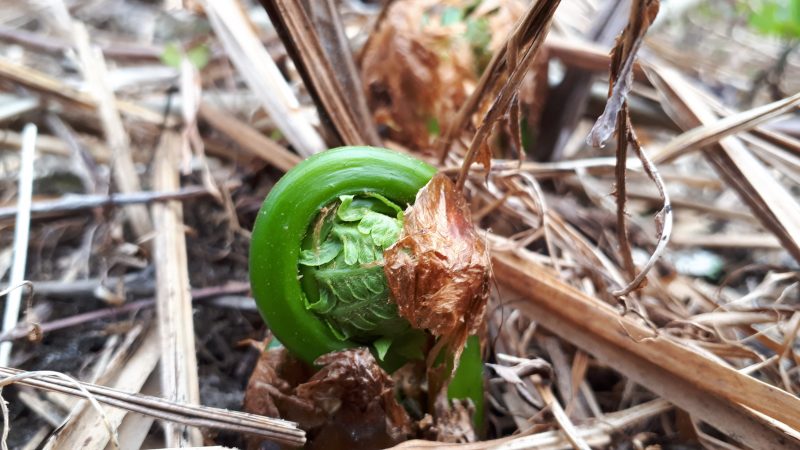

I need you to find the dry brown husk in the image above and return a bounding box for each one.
[384,173,491,377]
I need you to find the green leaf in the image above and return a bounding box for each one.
[391,329,427,360]
[465,16,492,73]
[298,240,342,266]
[337,195,370,221]
[466,17,491,51]
[440,6,463,25]
[373,336,393,360]
[306,288,336,314]
[463,0,483,16]
[313,266,408,340]
[160,42,182,68]
[333,224,378,265]
[186,44,211,70]
[364,192,404,216]
[747,0,800,38]
[426,116,441,137]
[358,211,403,248]
[299,192,409,342]
[269,129,284,141]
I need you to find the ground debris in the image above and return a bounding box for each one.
[418,396,477,443]
[244,347,412,450]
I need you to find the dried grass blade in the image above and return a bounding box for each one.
[654,90,800,163]
[0,124,36,367]
[0,367,304,446]
[455,0,562,190]
[534,381,591,450]
[306,0,381,145]
[41,327,160,450]
[151,132,202,447]
[0,370,119,450]
[200,0,325,156]
[259,0,380,146]
[0,186,217,223]
[390,399,673,449]
[0,58,164,125]
[492,249,800,448]
[646,63,800,263]
[198,102,301,172]
[71,22,152,239]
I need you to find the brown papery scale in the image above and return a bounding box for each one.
[384,173,491,371]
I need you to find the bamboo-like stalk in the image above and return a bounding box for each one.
[491,248,800,449]
[0,124,36,367]
[151,132,202,447]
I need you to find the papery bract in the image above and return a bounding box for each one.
[384,173,490,369]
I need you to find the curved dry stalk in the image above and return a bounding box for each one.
[0,370,120,450]
[653,90,800,163]
[0,367,305,446]
[514,173,561,275]
[611,121,672,297]
[583,0,666,297]
[454,0,562,191]
[0,282,31,300]
[614,104,636,281]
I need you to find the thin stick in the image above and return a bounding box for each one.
[0,368,304,446]
[151,131,202,446]
[653,90,800,163]
[0,283,250,343]
[0,124,36,366]
[71,22,152,239]
[0,186,216,222]
[533,378,592,450]
[200,0,326,156]
[612,121,672,297]
[614,104,636,281]
[0,370,119,450]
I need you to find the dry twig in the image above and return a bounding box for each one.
[151,132,202,446]
[454,0,563,190]
[0,124,37,366]
[200,0,326,156]
[0,367,304,446]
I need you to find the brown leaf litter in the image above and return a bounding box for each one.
[244,346,412,450]
[360,0,524,154]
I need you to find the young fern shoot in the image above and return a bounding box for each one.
[249,146,489,424]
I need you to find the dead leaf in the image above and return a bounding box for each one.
[384,173,491,377]
[244,347,412,450]
[360,1,477,152]
[243,346,318,442]
[419,396,477,443]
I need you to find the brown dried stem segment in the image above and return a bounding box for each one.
[588,0,668,296]
[384,173,491,390]
[454,0,562,191]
